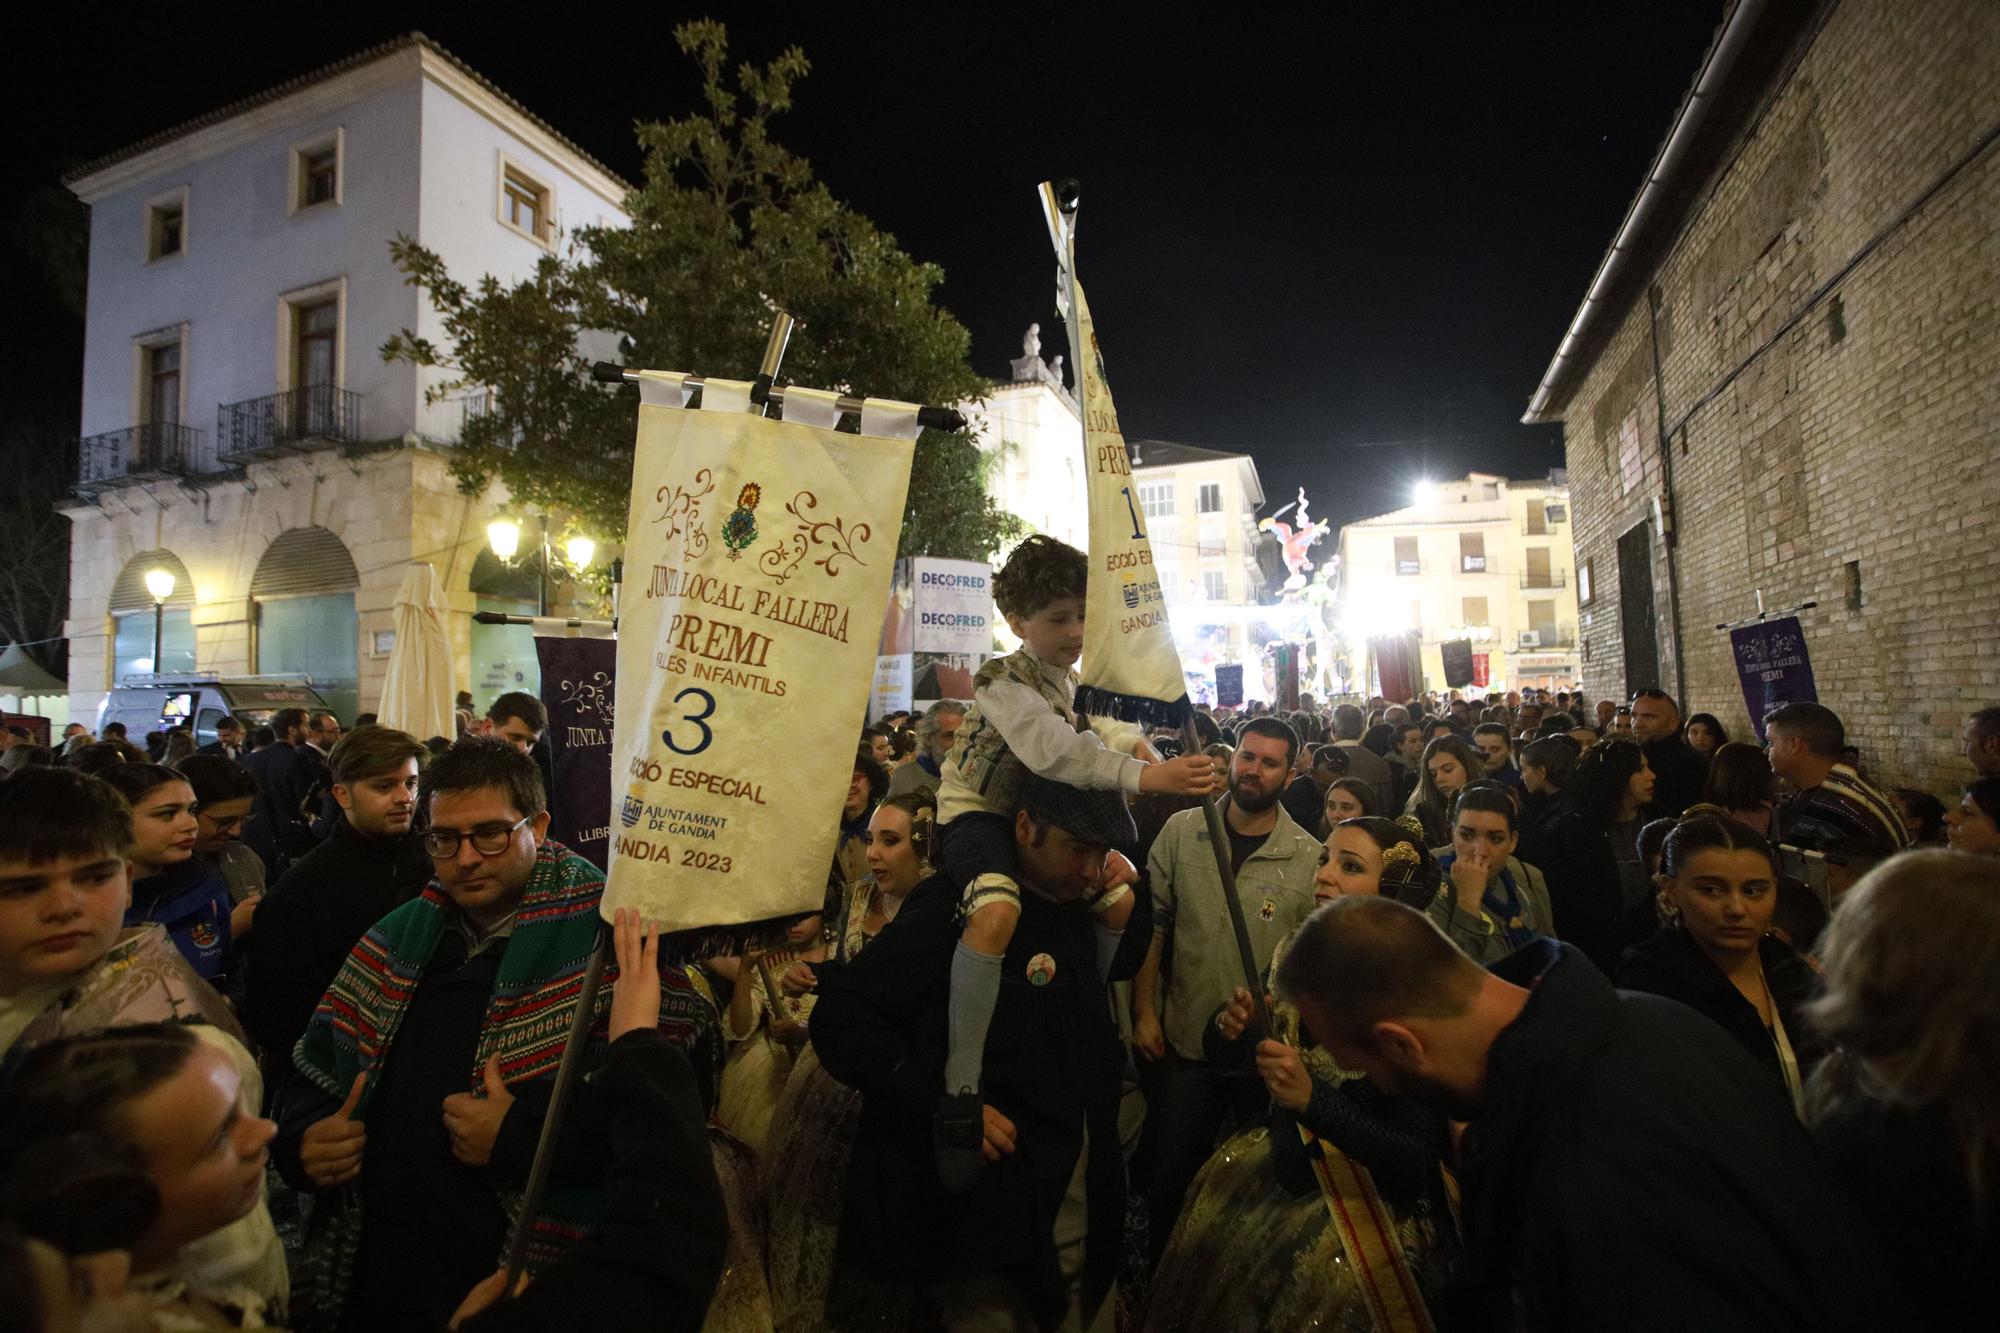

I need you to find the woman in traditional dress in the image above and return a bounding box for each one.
[1142,816,1460,1333]
[760,791,935,1333]
[715,894,835,1157]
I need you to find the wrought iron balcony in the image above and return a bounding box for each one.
[1516,626,1577,649]
[218,385,363,460]
[1519,569,1568,589]
[75,423,205,490]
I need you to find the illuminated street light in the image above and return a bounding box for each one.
[486,516,522,561]
[1412,479,1436,506]
[564,534,597,570]
[143,568,176,677]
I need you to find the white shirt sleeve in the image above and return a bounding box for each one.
[977,676,1146,794]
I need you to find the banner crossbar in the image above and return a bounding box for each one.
[590,361,967,433]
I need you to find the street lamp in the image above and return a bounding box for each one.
[486,516,522,561]
[487,513,594,617]
[143,568,175,676]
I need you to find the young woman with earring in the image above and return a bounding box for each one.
[1617,814,1825,1113]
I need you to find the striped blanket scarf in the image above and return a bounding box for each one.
[291,839,719,1328]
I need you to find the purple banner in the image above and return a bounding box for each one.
[535,636,617,870]
[1729,616,1817,741]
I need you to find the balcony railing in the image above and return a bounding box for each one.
[1460,555,1489,573]
[1516,626,1577,649]
[1395,559,1423,576]
[1519,569,1567,589]
[218,385,363,460]
[75,423,206,489]
[1521,521,1551,537]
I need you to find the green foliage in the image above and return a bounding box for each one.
[383,19,1022,560]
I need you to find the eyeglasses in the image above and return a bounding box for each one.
[205,812,253,833]
[1630,689,1673,703]
[422,815,531,860]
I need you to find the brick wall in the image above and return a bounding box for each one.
[1558,0,2000,794]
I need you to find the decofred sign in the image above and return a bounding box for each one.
[911,557,992,654]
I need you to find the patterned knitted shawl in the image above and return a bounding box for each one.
[291,839,718,1328]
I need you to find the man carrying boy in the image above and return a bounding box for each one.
[932,535,1217,1192]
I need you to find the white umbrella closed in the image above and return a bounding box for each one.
[377,562,454,741]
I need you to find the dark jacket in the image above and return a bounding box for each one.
[1641,737,1708,821]
[812,870,1150,1322]
[1515,788,1572,869]
[127,858,240,1006]
[1280,774,1326,834]
[461,1029,726,1333]
[1452,941,1905,1332]
[1617,927,1826,1098]
[243,742,319,873]
[1530,811,1632,972]
[246,817,432,1077]
[1811,1089,1994,1333]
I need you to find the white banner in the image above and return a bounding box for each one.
[911,556,993,653]
[606,375,917,931]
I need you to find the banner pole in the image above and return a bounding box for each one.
[496,306,798,1304]
[1038,177,1273,1037]
[498,923,610,1292]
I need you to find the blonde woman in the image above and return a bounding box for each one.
[1807,850,2000,1331]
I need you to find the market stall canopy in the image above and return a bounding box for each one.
[0,644,66,697]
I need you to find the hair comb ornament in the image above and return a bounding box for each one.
[1394,813,1427,841]
[1380,842,1422,874]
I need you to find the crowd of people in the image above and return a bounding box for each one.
[2,538,1998,1330]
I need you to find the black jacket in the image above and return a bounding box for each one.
[1812,1091,1994,1333]
[1617,927,1826,1097]
[1641,737,1708,821]
[811,870,1150,1322]
[245,816,433,1078]
[1452,942,1905,1331]
[1529,811,1632,972]
[459,1030,727,1333]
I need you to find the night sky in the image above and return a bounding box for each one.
[2,2,1720,535]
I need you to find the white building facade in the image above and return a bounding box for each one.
[1337,471,1581,694]
[61,35,629,723]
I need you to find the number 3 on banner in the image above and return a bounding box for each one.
[1119,486,1145,541]
[661,687,716,756]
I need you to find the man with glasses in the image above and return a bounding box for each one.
[275,735,720,1332]
[247,725,431,1084]
[1628,688,1707,819]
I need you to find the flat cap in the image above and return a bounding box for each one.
[1018,771,1138,850]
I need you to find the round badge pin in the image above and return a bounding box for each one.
[1259,897,1277,922]
[1026,952,1057,986]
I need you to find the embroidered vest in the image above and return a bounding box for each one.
[940,648,1078,818]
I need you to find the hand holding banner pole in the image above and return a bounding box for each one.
[1039,179,1271,1038]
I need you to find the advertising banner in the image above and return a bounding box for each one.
[910,557,993,653]
[1730,616,1818,741]
[535,635,617,870]
[606,374,917,931]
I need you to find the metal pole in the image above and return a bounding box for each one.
[499,924,610,1292]
[537,515,550,618]
[1180,719,1274,1035]
[152,600,164,673]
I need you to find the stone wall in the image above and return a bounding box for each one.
[61,444,514,719]
[1558,0,2000,793]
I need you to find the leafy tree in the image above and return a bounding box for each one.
[0,411,76,676]
[383,19,1022,560]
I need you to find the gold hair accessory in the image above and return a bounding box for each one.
[910,806,936,855]
[1380,842,1422,873]
[1394,813,1427,841]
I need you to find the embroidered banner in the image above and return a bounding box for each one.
[605,374,918,931]
[1041,184,1192,729]
[1729,615,1818,741]
[535,634,616,870]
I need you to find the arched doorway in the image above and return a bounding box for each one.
[109,550,196,681]
[467,548,540,711]
[252,526,359,722]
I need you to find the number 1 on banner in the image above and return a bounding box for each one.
[1120,486,1144,541]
